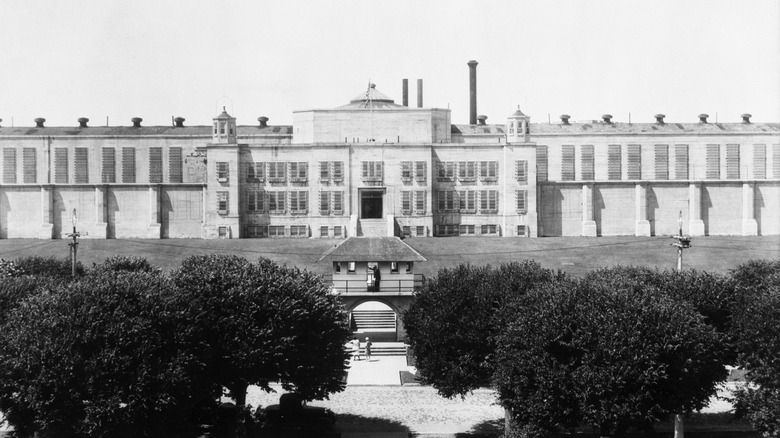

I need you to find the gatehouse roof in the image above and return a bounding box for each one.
[318,237,427,263]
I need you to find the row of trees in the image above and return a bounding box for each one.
[403,260,780,437]
[0,255,351,438]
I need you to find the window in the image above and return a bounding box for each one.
[438,161,456,181]
[726,144,740,179]
[332,191,343,214]
[320,191,330,215]
[269,226,285,237]
[333,226,342,238]
[536,146,548,182]
[401,161,412,181]
[216,161,229,182]
[320,226,329,238]
[122,147,135,183]
[74,148,89,183]
[216,191,229,214]
[607,145,621,180]
[391,262,398,273]
[362,161,383,181]
[675,145,689,180]
[655,144,669,180]
[459,224,476,236]
[479,190,498,213]
[218,226,228,238]
[480,224,498,235]
[517,225,527,237]
[402,226,411,237]
[2,148,16,183]
[414,190,426,214]
[320,161,330,181]
[245,225,267,238]
[416,226,426,237]
[55,148,68,183]
[332,161,343,182]
[561,146,575,181]
[436,224,459,236]
[347,262,356,273]
[437,190,456,212]
[290,225,307,237]
[516,190,527,214]
[268,191,286,213]
[515,160,528,183]
[627,144,642,180]
[415,161,427,182]
[459,190,476,213]
[289,162,308,182]
[458,161,477,181]
[102,148,115,183]
[22,148,36,183]
[247,162,265,181]
[169,147,182,183]
[581,145,594,180]
[247,190,264,212]
[773,145,780,178]
[149,147,163,183]
[479,161,498,182]
[706,144,720,179]
[268,162,286,182]
[401,191,412,214]
[753,145,766,179]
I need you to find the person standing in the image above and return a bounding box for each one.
[353,337,361,361]
[365,337,372,361]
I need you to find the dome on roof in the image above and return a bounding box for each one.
[509,105,529,118]
[337,84,406,110]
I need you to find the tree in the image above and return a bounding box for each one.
[493,273,727,437]
[730,260,780,437]
[0,270,209,438]
[170,255,351,406]
[403,261,559,398]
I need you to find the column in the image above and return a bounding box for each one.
[147,185,161,238]
[634,183,651,236]
[688,183,705,236]
[39,185,54,239]
[93,185,108,238]
[741,182,758,236]
[581,183,597,236]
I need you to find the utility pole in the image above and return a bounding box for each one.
[670,210,691,438]
[66,209,80,278]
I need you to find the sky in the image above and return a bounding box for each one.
[1,0,778,128]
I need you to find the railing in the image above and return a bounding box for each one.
[326,274,425,295]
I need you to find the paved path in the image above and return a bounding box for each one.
[347,356,415,386]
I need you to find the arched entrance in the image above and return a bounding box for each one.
[350,300,397,342]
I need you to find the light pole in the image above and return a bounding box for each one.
[670,210,691,438]
[66,208,80,278]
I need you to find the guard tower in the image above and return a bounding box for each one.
[507,105,530,143]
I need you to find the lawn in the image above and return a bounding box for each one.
[0,235,777,277]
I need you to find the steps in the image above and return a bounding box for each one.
[357,219,387,237]
[352,309,396,331]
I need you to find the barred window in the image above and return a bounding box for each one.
[516,189,527,213]
[607,145,621,180]
[22,148,36,183]
[627,144,641,180]
[414,190,426,214]
[320,226,329,238]
[268,191,286,213]
[102,147,116,183]
[515,160,528,183]
[753,145,766,179]
[332,161,344,181]
[245,225,267,238]
[581,145,594,180]
[362,161,383,181]
[655,144,669,180]
[268,226,285,237]
[290,226,307,237]
[289,162,308,182]
[74,148,89,183]
[436,225,459,236]
[216,162,229,181]
[332,191,343,214]
[247,191,264,212]
[333,226,343,237]
[169,147,182,183]
[268,162,287,181]
[320,191,330,214]
[216,191,229,214]
[3,148,16,183]
[247,162,265,181]
[122,147,135,183]
[416,226,426,237]
[481,224,498,235]
[401,191,412,214]
[289,191,308,213]
[536,146,548,182]
[415,161,427,182]
[675,145,689,180]
[401,161,412,181]
[458,161,477,181]
[726,144,740,179]
[320,161,330,181]
[561,146,575,181]
[706,145,720,179]
[459,224,476,236]
[437,190,456,212]
[402,226,411,237]
[517,225,527,237]
[479,190,498,213]
[438,161,456,181]
[149,147,163,183]
[459,190,476,213]
[479,161,498,181]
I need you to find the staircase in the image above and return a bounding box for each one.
[368,342,407,356]
[352,309,396,331]
[357,219,387,237]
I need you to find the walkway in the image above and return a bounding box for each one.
[347,355,417,386]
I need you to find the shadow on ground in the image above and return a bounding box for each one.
[335,413,411,433]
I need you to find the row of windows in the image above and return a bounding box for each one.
[538,144,780,182]
[435,224,528,237]
[435,190,528,214]
[244,190,345,215]
[243,224,316,238]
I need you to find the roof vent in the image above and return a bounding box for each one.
[78,117,89,128]
[34,118,46,128]
[131,117,142,128]
[258,116,269,128]
[174,117,185,128]
[0,118,3,128]
[602,114,613,124]
[698,114,709,124]
[741,113,752,124]
[560,114,571,125]
[477,115,487,125]
[654,114,665,125]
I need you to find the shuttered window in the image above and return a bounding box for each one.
[247,162,265,181]
[216,191,229,214]
[479,190,498,213]
[654,144,668,180]
[414,190,426,214]
[216,162,229,181]
[438,161,456,181]
[561,145,575,181]
[332,191,343,214]
[581,145,594,180]
[268,191,286,213]
[362,161,383,181]
[706,145,720,179]
[268,162,286,182]
[289,191,308,213]
[415,161,427,182]
[247,190,264,212]
[437,190,456,212]
[458,161,476,181]
[55,148,68,183]
[516,189,527,213]
[169,147,182,183]
[3,148,16,183]
[149,147,163,183]
[289,162,308,182]
[401,191,412,214]
[627,144,641,180]
[332,161,343,181]
[459,190,476,212]
[320,161,331,181]
[674,145,689,180]
[753,145,766,179]
[22,148,36,183]
[74,148,89,183]
[320,191,330,214]
[479,161,498,181]
[401,161,412,181]
[606,145,621,180]
[122,147,135,183]
[102,148,115,183]
[726,144,740,179]
[536,146,548,181]
[515,160,528,183]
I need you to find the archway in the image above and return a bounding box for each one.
[350,300,397,342]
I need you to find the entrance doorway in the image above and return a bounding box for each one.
[360,190,383,219]
[350,301,396,342]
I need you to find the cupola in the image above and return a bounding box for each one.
[506,105,530,143]
[212,107,236,144]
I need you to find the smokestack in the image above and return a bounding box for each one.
[402,79,409,107]
[417,79,423,108]
[468,60,478,125]
[34,118,46,128]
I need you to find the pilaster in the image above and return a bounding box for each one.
[39,185,54,239]
[688,183,705,236]
[92,185,108,238]
[634,183,651,236]
[147,185,161,238]
[581,183,597,236]
[741,182,758,236]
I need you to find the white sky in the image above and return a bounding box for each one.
[1,0,778,127]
